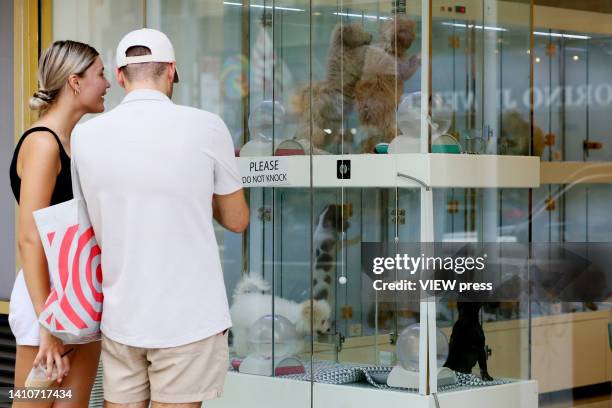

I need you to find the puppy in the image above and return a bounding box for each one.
[293,22,372,152]
[312,204,361,309]
[230,275,331,357]
[312,204,350,305]
[354,15,421,152]
[500,110,545,156]
[443,302,493,381]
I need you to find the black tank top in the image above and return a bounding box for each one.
[9,126,73,205]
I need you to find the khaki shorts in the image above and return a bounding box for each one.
[101,331,229,404]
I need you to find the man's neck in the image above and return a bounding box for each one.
[125,82,171,98]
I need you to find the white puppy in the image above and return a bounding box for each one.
[230,275,332,357]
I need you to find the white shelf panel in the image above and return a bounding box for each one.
[237,154,540,189]
[425,154,540,188]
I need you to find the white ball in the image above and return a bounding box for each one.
[247,100,286,142]
[338,276,347,285]
[247,315,299,359]
[396,323,448,371]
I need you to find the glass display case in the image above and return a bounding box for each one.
[49,0,612,407]
[201,1,538,407]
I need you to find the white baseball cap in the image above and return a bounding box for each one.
[116,28,179,83]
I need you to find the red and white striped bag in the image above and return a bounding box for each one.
[32,159,102,343]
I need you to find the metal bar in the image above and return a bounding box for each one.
[397,172,431,190]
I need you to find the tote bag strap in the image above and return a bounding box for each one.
[70,153,85,201]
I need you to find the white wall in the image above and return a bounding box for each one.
[1,0,16,299]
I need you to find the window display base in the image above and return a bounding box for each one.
[206,372,538,408]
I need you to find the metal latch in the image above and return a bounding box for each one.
[317,332,346,353]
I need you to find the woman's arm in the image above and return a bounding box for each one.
[16,130,70,381]
[17,131,60,315]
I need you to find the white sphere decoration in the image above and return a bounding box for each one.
[396,92,423,138]
[338,276,347,285]
[392,92,454,154]
[247,315,299,359]
[395,92,453,139]
[396,323,449,371]
[428,94,453,139]
[248,100,286,142]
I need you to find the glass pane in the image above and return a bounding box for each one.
[534,28,612,163]
[305,2,422,155]
[309,0,426,397]
[432,0,532,156]
[431,0,533,396]
[148,0,314,391]
[533,30,563,162]
[52,0,145,109]
[585,36,612,161]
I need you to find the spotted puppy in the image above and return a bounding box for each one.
[312,204,361,309]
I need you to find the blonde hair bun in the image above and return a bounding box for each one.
[29,89,54,111]
[31,40,99,115]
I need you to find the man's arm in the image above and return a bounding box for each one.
[213,189,249,233]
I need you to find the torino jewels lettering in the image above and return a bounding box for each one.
[437,83,612,111]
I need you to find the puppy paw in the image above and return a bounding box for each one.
[408,53,422,68]
[399,53,421,80]
[481,371,494,381]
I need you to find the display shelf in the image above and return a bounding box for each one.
[540,161,612,185]
[207,372,538,408]
[237,154,540,189]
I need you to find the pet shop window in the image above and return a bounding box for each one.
[49,0,612,406]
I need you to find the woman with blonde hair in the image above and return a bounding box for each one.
[9,40,109,406]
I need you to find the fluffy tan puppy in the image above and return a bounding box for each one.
[292,22,372,152]
[355,16,421,152]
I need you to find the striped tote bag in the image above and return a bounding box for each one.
[32,158,102,343]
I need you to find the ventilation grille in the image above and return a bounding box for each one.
[0,314,16,408]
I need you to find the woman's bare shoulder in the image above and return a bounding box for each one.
[19,129,60,157]
[17,129,61,177]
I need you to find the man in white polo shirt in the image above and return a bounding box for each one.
[71,29,249,407]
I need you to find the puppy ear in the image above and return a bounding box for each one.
[331,25,354,47]
[341,24,368,48]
